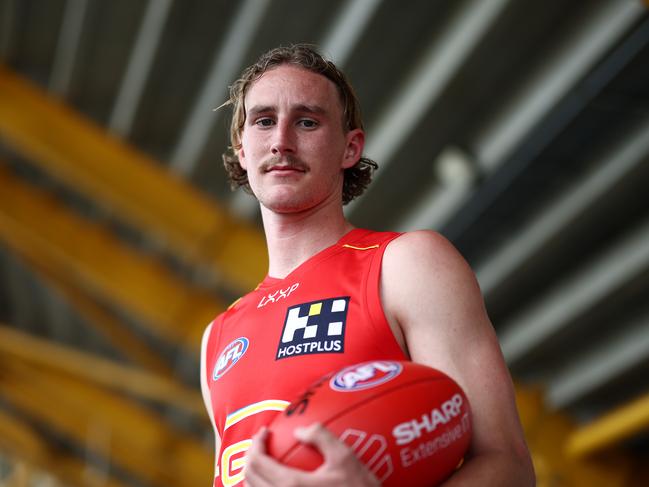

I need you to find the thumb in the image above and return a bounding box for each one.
[294,423,345,458]
[294,422,325,443]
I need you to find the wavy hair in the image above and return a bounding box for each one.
[221,44,377,205]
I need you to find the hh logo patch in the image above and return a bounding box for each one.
[276,297,350,360]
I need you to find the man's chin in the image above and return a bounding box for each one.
[261,200,310,214]
[259,192,317,214]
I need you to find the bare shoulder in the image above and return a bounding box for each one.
[386,229,456,256]
[381,229,493,373]
[385,230,476,282]
[382,230,483,322]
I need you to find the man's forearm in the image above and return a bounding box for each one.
[440,451,535,487]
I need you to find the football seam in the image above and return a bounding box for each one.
[280,376,450,464]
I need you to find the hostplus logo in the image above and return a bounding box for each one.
[276,297,350,360]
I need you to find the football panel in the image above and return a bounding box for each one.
[268,376,446,466]
[272,376,470,487]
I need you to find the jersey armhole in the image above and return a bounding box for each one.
[203,316,225,440]
[363,233,408,359]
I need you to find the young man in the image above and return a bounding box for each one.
[201,44,535,486]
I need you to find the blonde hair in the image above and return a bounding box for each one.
[221,44,377,204]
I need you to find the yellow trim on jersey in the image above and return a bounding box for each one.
[224,399,290,431]
[342,243,380,251]
[221,439,253,486]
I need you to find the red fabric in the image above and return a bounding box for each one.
[204,228,407,486]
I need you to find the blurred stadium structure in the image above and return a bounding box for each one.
[0,0,648,485]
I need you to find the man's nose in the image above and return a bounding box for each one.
[271,122,296,155]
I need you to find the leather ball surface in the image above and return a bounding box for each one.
[266,360,471,486]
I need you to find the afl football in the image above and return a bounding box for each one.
[266,360,471,486]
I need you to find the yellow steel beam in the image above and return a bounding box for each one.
[0,360,212,487]
[0,324,204,415]
[0,409,47,463]
[514,385,634,487]
[566,391,649,459]
[0,65,266,293]
[22,256,172,375]
[0,164,221,349]
[0,408,130,487]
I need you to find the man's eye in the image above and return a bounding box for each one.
[299,119,318,128]
[256,118,274,127]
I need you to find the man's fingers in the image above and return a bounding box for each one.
[243,464,276,487]
[245,427,277,486]
[246,427,308,486]
[293,423,380,485]
[294,423,331,446]
[250,426,269,452]
[294,423,349,462]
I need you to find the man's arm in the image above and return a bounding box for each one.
[200,322,222,472]
[381,230,535,486]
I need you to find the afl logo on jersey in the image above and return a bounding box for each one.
[213,337,249,381]
[330,360,403,392]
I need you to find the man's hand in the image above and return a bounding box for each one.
[244,423,380,487]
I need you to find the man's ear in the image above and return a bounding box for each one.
[238,146,247,170]
[342,129,365,169]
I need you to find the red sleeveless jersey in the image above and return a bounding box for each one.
[204,229,407,486]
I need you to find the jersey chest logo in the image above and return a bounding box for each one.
[257,282,300,308]
[276,297,350,360]
[213,337,249,380]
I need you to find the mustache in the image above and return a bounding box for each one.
[260,155,308,172]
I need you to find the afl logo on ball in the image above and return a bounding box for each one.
[330,360,403,392]
[213,337,249,381]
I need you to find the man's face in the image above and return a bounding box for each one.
[238,65,363,213]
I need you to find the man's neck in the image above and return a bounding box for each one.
[260,201,354,279]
